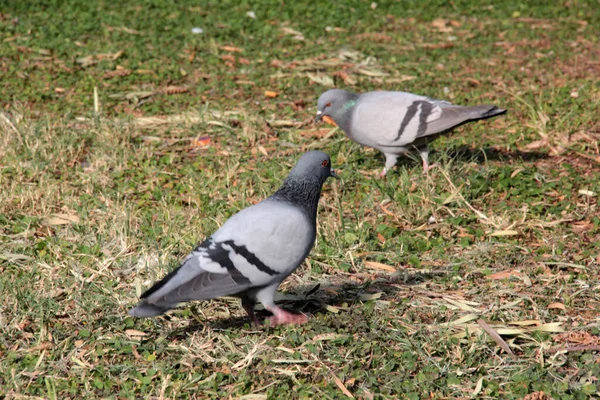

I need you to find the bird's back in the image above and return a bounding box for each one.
[349,91,504,152]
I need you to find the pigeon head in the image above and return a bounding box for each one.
[315,89,359,125]
[288,150,338,181]
[273,151,337,219]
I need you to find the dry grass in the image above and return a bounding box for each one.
[2,1,600,398]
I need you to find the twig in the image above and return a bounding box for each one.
[477,319,515,358]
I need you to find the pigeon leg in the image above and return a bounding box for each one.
[241,297,261,326]
[266,305,309,326]
[381,153,398,178]
[419,146,437,173]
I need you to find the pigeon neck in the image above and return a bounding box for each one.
[333,94,359,132]
[271,177,324,220]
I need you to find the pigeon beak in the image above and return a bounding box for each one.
[314,110,323,123]
[330,168,339,179]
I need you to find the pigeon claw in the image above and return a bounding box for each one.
[266,306,309,326]
[422,162,438,175]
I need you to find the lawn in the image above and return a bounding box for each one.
[1,0,599,398]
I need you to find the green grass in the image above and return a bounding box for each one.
[1,0,600,398]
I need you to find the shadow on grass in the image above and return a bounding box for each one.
[443,145,550,163]
[168,269,442,332]
[374,145,550,172]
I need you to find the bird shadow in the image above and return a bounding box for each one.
[443,145,550,164]
[166,269,441,333]
[394,145,549,169]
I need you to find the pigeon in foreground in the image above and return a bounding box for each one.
[129,151,338,326]
[315,89,506,176]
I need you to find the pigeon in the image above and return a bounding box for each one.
[129,151,338,326]
[315,89,506,176]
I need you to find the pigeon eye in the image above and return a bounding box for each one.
[321,160,329,167]
[325,102,331,107]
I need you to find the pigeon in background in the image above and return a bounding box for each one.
[315,89,506,176]
[129,151,338,326]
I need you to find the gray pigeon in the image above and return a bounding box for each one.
[129,151,338,326]
[315,89,506,176]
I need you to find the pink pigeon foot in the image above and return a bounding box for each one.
[266,306,309,326]
[422,159,438,175]
[379,168,388,178]
[423,164,438,174]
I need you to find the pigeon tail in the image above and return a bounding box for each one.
[128,301,173,318]
[474,105,507,120]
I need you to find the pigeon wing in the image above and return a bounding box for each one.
[349,91,444,149]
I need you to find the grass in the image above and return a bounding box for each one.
[1,0,600,398]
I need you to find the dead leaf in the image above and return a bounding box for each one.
[281,27,303,36]
[419,43,454,49]
[508,320,542,326]
[431,18,454,32]
[299,129,334,138]
[159,86,189,95]
[221,45,244,53]
[43,213,80,226]
[487,269,520,280]
[547,302,566,310]
[103,68,133,79]
[510,168,525,178]
[363,261,396,272]
[326,305,340,314]
[306,73,334,87]
[125,329,146,338]
[76,51,123,67]
[264,91,278,98]
[386,75,417,84]
[578,189,596,197]
[269,120,300,127]
[109,91,154,100]
[444,298,482,312]
[478,319,514,356]
[523,391,551,400]
[524,140,547,150]
[356,67,388,77]
[472,377,484,397]
[488,230,519,237]
[191,136,211,149]
[105,25,141,35]
[310,333,348,342]
[333,70,357,85]
[332,374,354,398]
[281,26,304,40]
[554,331,600,345]
[359,292,383,301]
[257,145,268,156]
